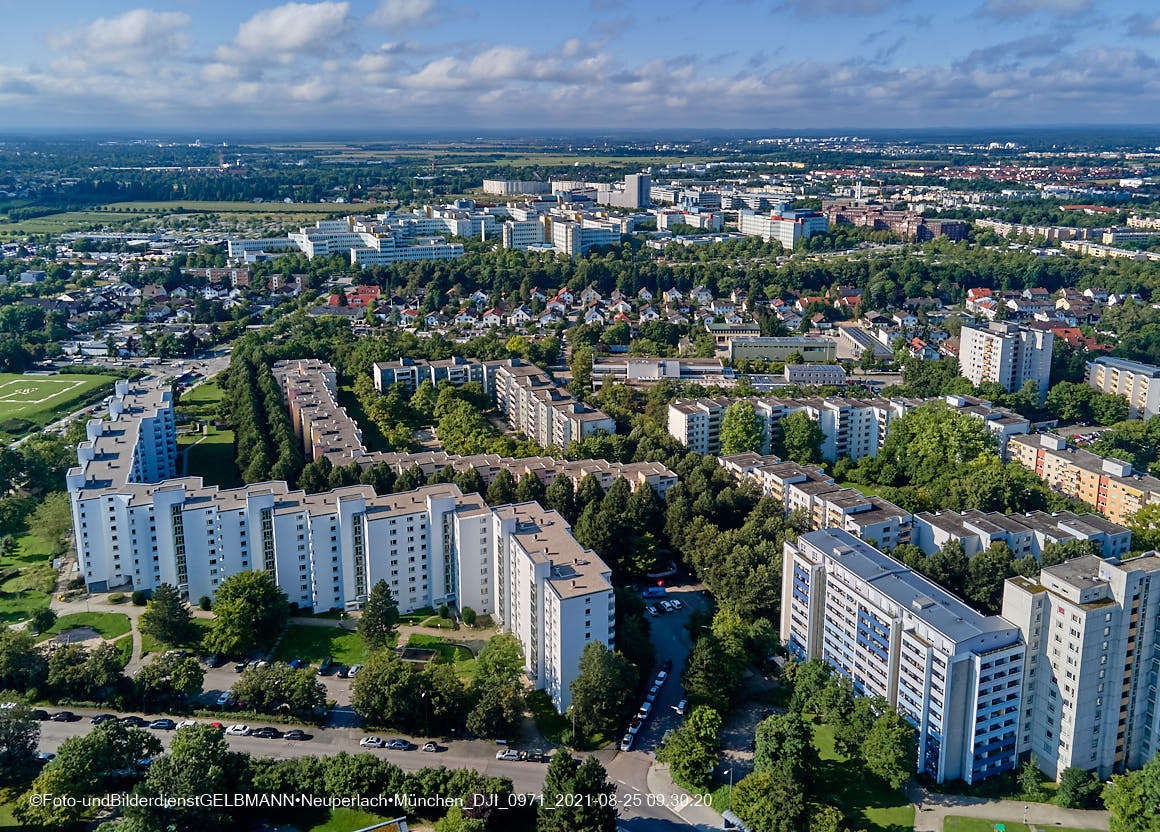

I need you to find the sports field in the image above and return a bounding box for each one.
[0,372,119,442]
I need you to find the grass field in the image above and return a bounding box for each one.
[812,722,914,832]
[945,819,1030,832]
[113,633,133,666]
[0,371,119,442]
[140,618,212,657]
[406,633,476,678]
[302,808,399,832]
[0,210,140,237]
[0,494,71,624]
[37,611,132,642]
[272,624,375,666]
[104,200,356,214]
[179,427,242,488]
[176,375,226,419]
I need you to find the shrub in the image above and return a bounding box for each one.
[108,592,126,604]
[198,596,212,611]
[439,603,450,620]
[461,606,477,627]
[131,590,147,606]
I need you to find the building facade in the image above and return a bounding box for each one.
[373,357,488,394]
[1086,356,1160,419]
[959,323,1053,404]
[781,528,1025,784]
[487,359,616,448]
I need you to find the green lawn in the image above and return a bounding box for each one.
[113,634,133,666]
[179,426,242,488]
[398,607,435,625]
[406,633,476,678]
[420,614,456,629]
[37,611,131,642]
[301,807,399,832]
[272,624,376,666]
[945,818,1029,832]
[837,480,896,499]
[140,618,212,656]
[0,782,31,831]
[105,200,357,214]
[0,372,119,442]
[812,722,915,832]
[0,494,71,623]
[176,376,225,419]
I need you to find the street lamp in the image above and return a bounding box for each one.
[420,691,429,736]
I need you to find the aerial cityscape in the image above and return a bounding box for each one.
[3,3,1160,832]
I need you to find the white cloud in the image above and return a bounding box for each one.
[224,2,351,57]
[977,0,1090,18]
[50,8,191,55]
[779,0,902,18]
[369,0,441,28]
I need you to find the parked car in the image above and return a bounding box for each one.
[318,657,333,675]
[217,690,236,707]
[253,727,281,739]
[360,736,385,748]
[421,742,438,752]
[674,699,688,716]
[234,661,248,673]
[224,724,251,736]
[637,701,652,720]
[386,739,410,750]
[646,605,659,617]
[349,664,362,677]
[90,713,116,724]
[35,751,56,764]
[670,599,683,610]
[32,709,49,721]
[149,719,176,730]
[336,665,351,678]
[660,600,674,613]
[646,685,660,703]
[495,748,520,761]
[120,716,148,727]
[176,720,198,729]
[284,729,308,741]
[655,670,668,686]
[208,654,226,668]
[627,718,643,736]
[619,734,634,752]
[288,659,305,669]
[50,711,77,722]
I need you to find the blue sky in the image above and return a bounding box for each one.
[0,0,1158,131]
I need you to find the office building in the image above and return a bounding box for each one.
[1008,434,1160,525]
[728,336,837,363]
[373,357,487,394]
[483,179,552,196]
[782,528,1025,784]
[590,357,735,389]
[738,207,829,248]
[911,510,1132,560]
[228,216,464,266]
[487,359,616,448]
[66,379,612,712]
[1003,554,1160,779]
[959,323,1053,404]
[783,364,847,386]
[1086,356,1160,419]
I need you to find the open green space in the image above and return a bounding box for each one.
[0,782,31,831]
[36,611,131,642]
[945,819,1030,832]
[176,375,226,419]
[0,371,119,442]
[397,607,435,625]
[837,480,897,500]
[104,200,357,214]
[140,617,212,656]
[272,624,375,666]
[0,494,71,624]
[420,613,456,629]
[406,633,476,678]
[0,210,139,237]
[113,633,133,666]
[179,427,242,488]
[812,722,915,832]
[300,807,399,832]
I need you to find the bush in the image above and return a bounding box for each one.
[439,603,450,620]
[198,596,212,611]
[461,606,477,627]
[108,592,126,604]
[131,590,147,606]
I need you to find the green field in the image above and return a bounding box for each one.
[0,494,72,624]
[945,819,1030,832]
[176,375,226,419]
[406,633,476,677]
[813,722,915,832]
[36,611,132,642]
[179,427,242,488]
[0,210,140,237]
[272,624,375,666]
[140,617,212,657]
[0,371,119,442]
[301,808,398,832]
[104,200,356,214]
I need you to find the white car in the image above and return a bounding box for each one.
[224,724,250,736]
[175,720,198,729]
[670,599,683,610]
[349,664,362,677]
[655,670,668,685]
[674,699,688,716]
[637,701,652,720]
[660,600,674,613]
[619,734,634,752]
[360,736,385,748]
[646,685,660,703]
[495,748,521,761]
[628,718,644,735]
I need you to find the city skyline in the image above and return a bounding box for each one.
[0,0,1158,130]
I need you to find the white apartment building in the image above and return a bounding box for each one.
[66,380,612,711]
[782,528,1025,784]
[483,179,552,196]
[373,357,488,394]
[911,510,1132,560]
[501,220,548,251]
[1003,555,1160,779]
[487,359,616,448]
[738,208,829,248]
[959,323,1053,404]
[228,216,464,267]
[1086,356,1160,419]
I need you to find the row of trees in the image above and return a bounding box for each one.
[224,348,302,485]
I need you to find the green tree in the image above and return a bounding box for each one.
[204,570,289,655]
[545,474,577,523]
[232,663,326,714]
[1041,538,1100,567]
[359,579,400,649]
[732,768,807,832]
[436,806,487,832]
[862,710,917,789]
[538,752,617,832]
[351,652,419,728]
[964,541,1014,614]
[1103,754,1160,832]
[1018,759,1048,802]
[754,712,817,785]
[516,472,546,504]
[777,410,824,464]
[465,682,524,739]
[721,400,763,455]
[0,698,38,779]
[137,654,205,703]
[139,582,194,647]
[0,625,48,692]
[1056,765,1101,809]
[30,608,56,635]
[656,721,718,791]
[486,469,517,505]
[569,641,637,738]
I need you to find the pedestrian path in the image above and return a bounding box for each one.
[906,783,1109,832]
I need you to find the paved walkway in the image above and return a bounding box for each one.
[907,784,1110,832]
[646,762,726,830]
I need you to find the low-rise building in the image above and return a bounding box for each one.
[783,364,847,386]
[590,357,735,389]
[728,336,837,363]
[373,357,487,394]
[911,510,1132,560]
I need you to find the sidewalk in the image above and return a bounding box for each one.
[907,784,1110,832]
[646,762,726,830]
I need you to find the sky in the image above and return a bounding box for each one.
[0,0,1159,132]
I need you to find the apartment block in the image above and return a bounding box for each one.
[229,216,464,266]
[487,359,616,448]
[1008,434,1160,525]
[1003,555,1160,779]
[781,528,1025,784]
[722,454,910,549]
[373,357,487,394]
[738,207,829,248]
[959,323,1053,404]
[66,381,612,712]
[1087,356,1160,419]
[911,510,1132,560]
[275,359,363,461]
